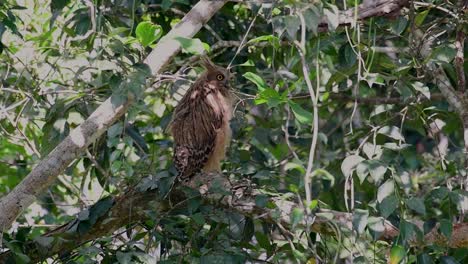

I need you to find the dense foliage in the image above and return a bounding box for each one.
[0,0,467,263]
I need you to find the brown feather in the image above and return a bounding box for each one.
[170,58,233,181]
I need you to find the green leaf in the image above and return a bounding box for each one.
[303,6,320,35]
[255,194,268,208]
[174,37,209,54]
[290,208,304,228]
[341,155,365,178]
[255,88,284,108]
[406,197,426,215]
[379,194,398,218]
[324,5,339,31]
[309,199,318,210]
[247,35,280,49]
[430,45,456,63]
[88,196,114,225]
[13,252,31,264]
[365,73,385,88]
[342,44,357,66]
[311,169,335,186]
[356,162,369,183]
[352,209,369,234]
[412,82,430,99]
[430,187,449,200]
[255,231,271,251]
[136,21,163,47]
[116,252,132,264]
[368,216,386,234]
[239,59,255,67]
[391,17,408,35]
[51,0,71,12]
[108,123,123,138]
[378,180,394,203]
[289,101,313,124]
[416,253,433,264]
[283,15,300,39]
[34,236,54,248]
[368,160,387,184]
[399,219,415,242]
[292,249,307,262]
[440,256,458,264]
[243,72,268,91]
[389,245,405,264]
[378,126,405,141]
[191,213,205,225]
[415,10,429,26]
[440,219,452,238]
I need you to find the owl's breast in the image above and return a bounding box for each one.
[205,90,233,122]
[202,90,233,172]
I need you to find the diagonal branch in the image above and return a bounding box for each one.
[0,0,228,233]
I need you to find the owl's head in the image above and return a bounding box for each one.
[200,56,231,88]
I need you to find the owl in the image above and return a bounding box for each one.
[169,57,233,182]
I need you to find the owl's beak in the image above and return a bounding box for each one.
[229,71,236,80]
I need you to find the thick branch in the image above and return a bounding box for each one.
[1,173,467,263]
[317,0,409,32]
[290,93,445,105]
[0,0,228,233]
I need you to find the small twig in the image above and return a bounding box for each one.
[227,8,261,68]
[85,149,110,180]
[413,1,458,19]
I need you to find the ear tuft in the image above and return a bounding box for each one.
[200,55,215,69]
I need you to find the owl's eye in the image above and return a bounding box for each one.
[216,74,224,81]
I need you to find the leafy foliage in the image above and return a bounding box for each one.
[0,0,467,263]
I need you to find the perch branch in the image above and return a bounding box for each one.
[1,173,467,263]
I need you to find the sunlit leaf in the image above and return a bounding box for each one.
[377,180,394,203]
[289,101,313,124]
[341,155,365,178]
[243,72,268,91]
[174,37,209,54]
[389,245,405,264]
[248,35,280,49]
[352,209,369,234]
[378,126,405,141]
[136,21,163,47]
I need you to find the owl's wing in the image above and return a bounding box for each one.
[171,90,223,181]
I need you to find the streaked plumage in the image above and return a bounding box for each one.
[170,57,233,181]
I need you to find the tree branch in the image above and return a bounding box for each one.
[317,0,409,32]
[290,93,446,105]
[1,173,467,263]
[0,0,228,233]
